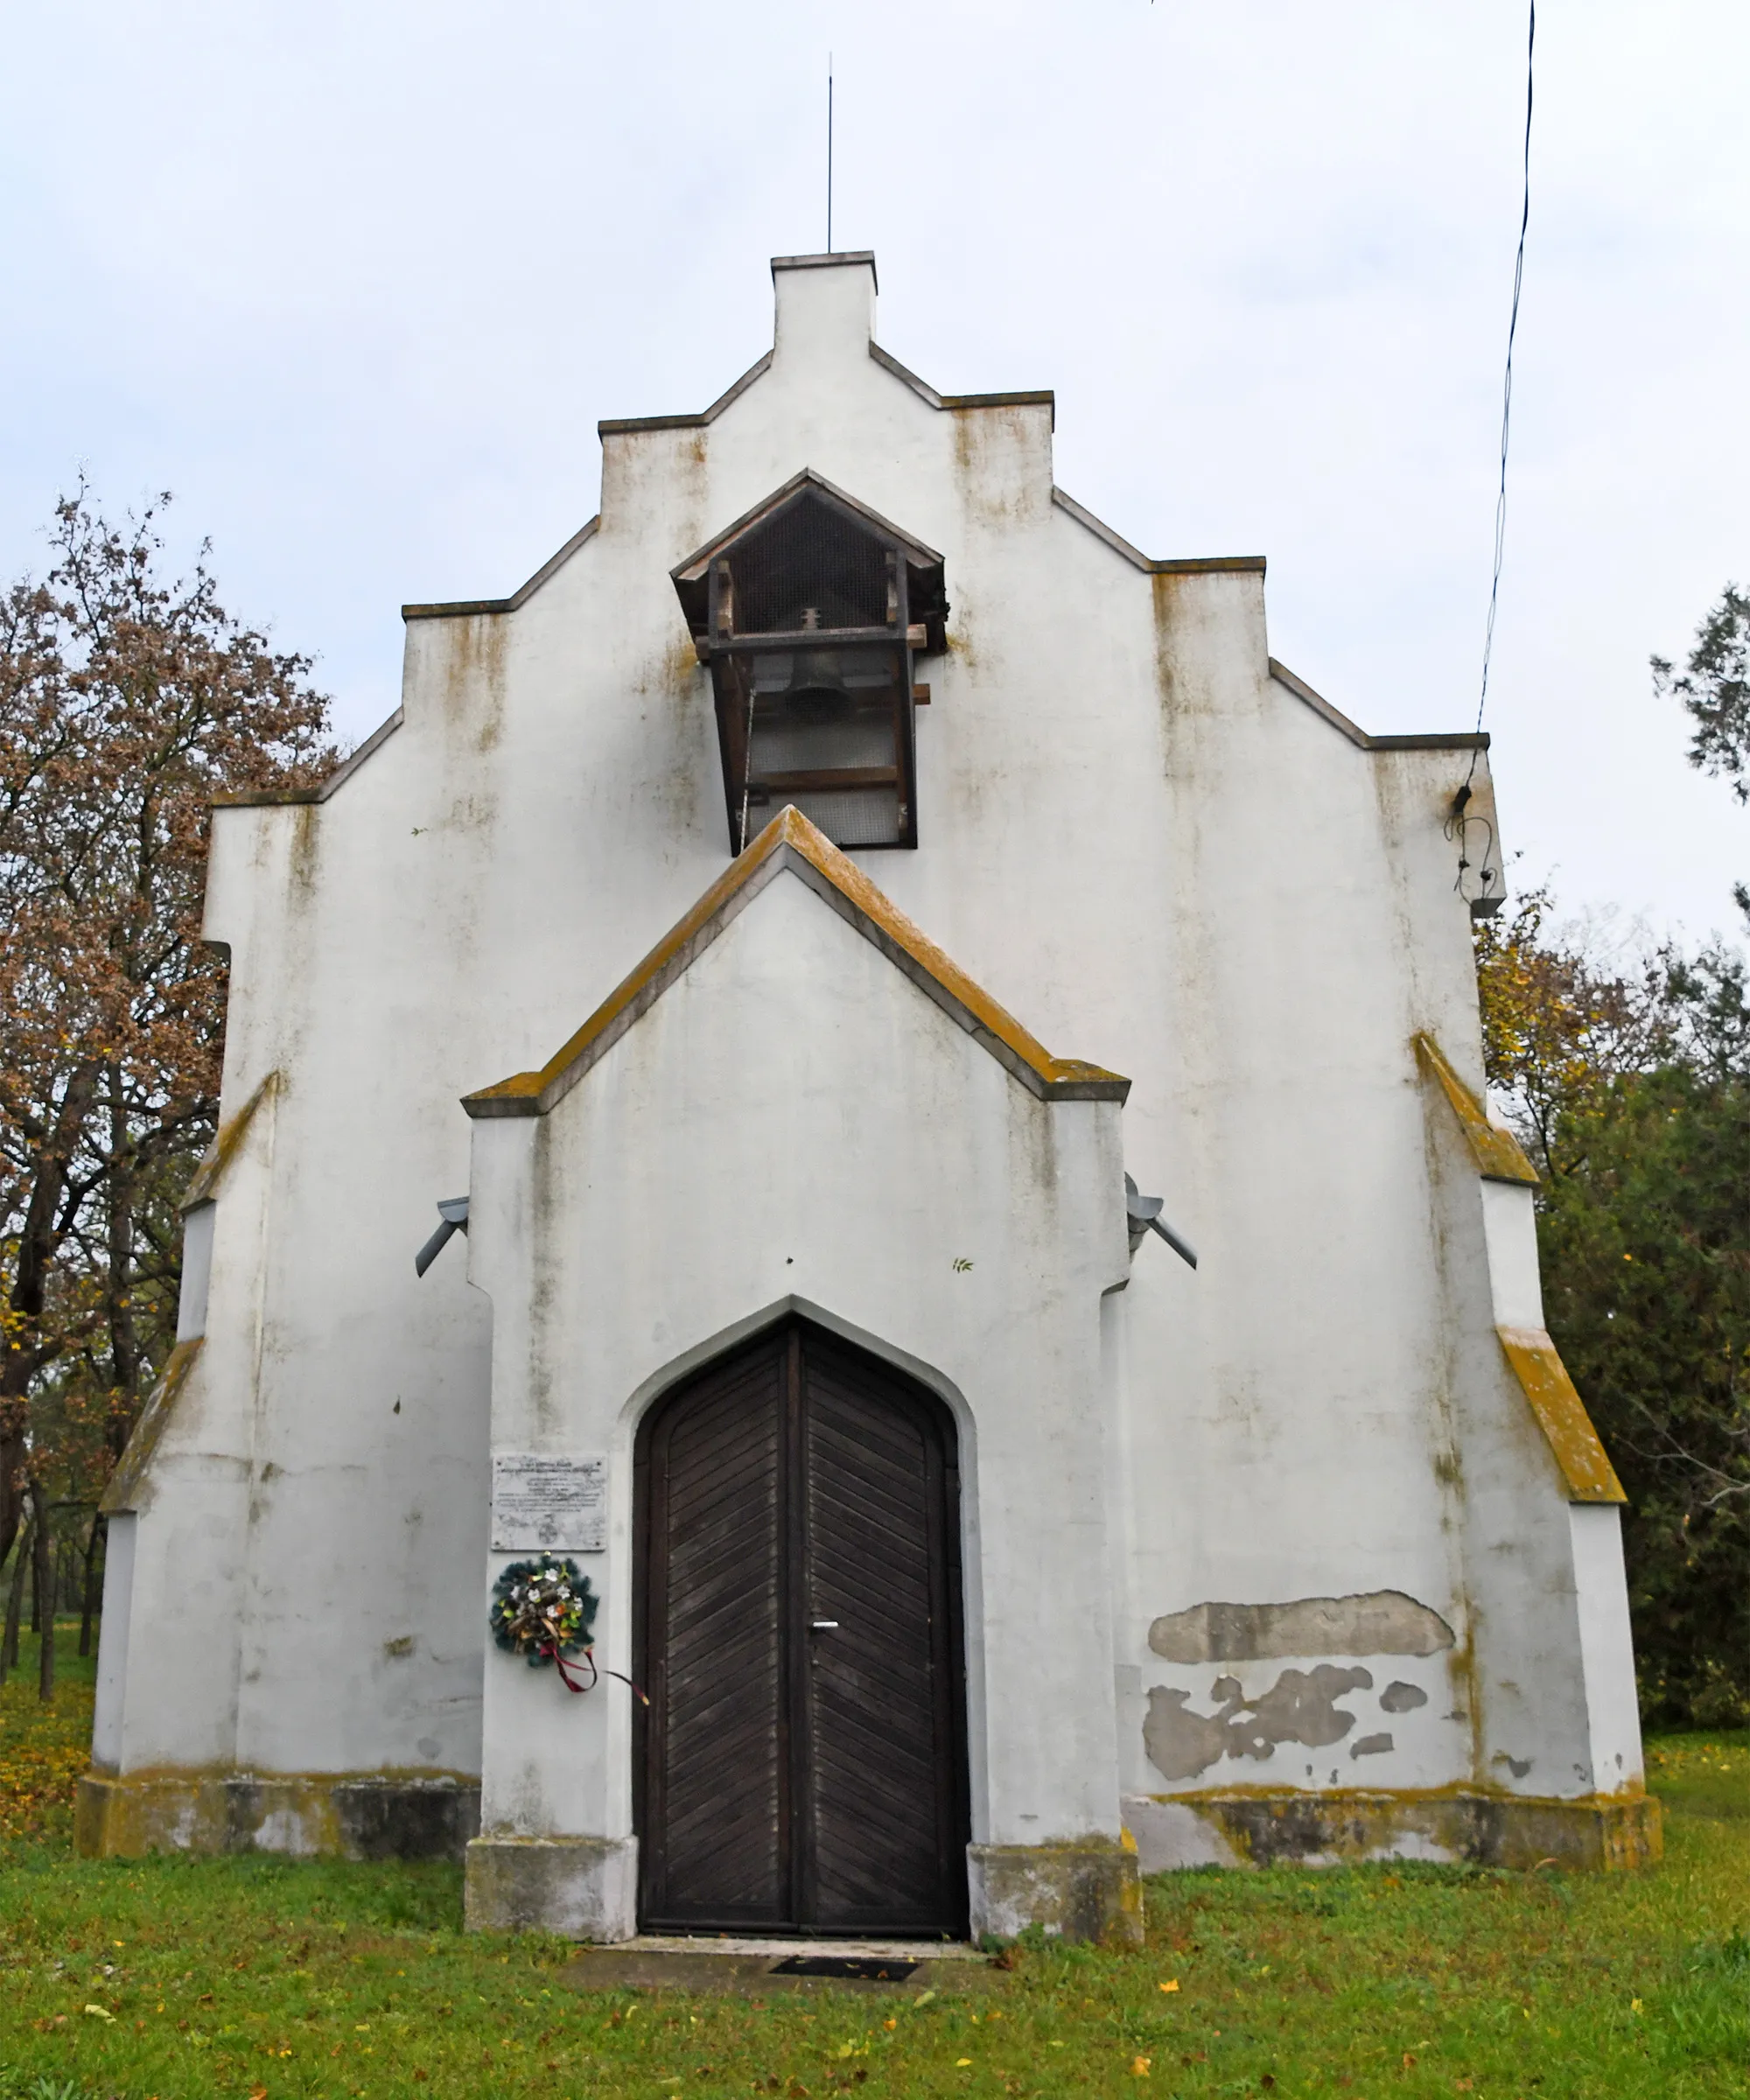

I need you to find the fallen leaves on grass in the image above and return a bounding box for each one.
[0,1663,94,1842]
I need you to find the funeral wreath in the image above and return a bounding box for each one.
[489,1555,599,1691]
[487,1554,646,1700]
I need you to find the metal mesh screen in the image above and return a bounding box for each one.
[730,496,889,634]
[749,696,897,776]
[783,787,902,848]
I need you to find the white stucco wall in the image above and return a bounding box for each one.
[94,250,1639,1848]
[90,1513,136,1773]
[1480,1179,1544,1330]
[466,871,1130,1912]
[1570,1505,1644,1794]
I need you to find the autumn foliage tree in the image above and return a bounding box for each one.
[0,489,333,1602]
[1476,893,1750,1726]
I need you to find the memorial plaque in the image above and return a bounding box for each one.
[492,1452,607,1551]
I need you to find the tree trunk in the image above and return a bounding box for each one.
[0,1423,26,1600]
[32,1479,54,1700]
[0,1520,31,1682]
[79,1509,106,1656]
[0,1058,103,1571]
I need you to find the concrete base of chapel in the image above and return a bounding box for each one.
[966,1838,1146,1948]
[1124,1789,1663,1873]
[74,1769,480,1861]
[464,1834,640,1939]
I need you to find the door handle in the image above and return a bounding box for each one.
[810,1620,839,1630]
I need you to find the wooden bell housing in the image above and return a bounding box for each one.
[673,472,948,852]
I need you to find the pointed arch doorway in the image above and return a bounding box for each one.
[634,1316,970,1936]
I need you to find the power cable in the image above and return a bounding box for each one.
[1468,0,1536,777]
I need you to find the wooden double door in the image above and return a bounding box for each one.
[634,1318,969,1936]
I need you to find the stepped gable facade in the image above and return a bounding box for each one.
[80,253,1656,1942]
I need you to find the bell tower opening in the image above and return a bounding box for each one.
[673,474,948,852]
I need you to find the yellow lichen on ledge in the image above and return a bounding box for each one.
[465,805,1129,1117]
[1498,1326,1627,1504]
[180,1069,280,1211]
[1413,1032,1538,1186]
[102,1338,205,1516]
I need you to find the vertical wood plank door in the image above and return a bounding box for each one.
[635,1318,969,1936]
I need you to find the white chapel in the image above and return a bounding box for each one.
[80,253,1657,1945]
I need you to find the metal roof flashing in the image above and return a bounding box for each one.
[1051,487,1263,576]
[772,250,878,290]
[669,466,943,588]
[1270,660,1490,756]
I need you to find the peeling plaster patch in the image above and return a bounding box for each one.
[1495,1753,1533,1780]
[1381,1681,1429,1714]
[1143,1666,1374,1782]
[1351,1732,1394,1759]
[1237,1668,1374,1755]
[1143,1690,1231,1781]
[383,1636,415,1659]
[1148,1592,1455,1663]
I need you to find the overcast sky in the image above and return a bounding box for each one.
[3,1,1745,945]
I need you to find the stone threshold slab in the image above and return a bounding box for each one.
[626,1936,976,1958]
[560,1938,997,1997]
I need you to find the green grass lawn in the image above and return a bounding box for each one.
[4,1627,1750,2097]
